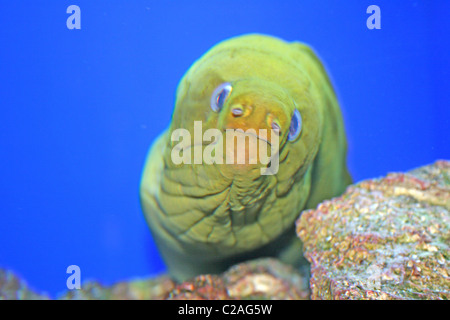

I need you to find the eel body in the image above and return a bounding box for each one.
[140,34,351,281]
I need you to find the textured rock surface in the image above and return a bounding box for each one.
[296,160,449,300]
[59,275,175,300]
[60,258,308,300]
[167,258,310,300]
[0,269,49,300]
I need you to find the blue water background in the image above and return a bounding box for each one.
[0,1,449,297]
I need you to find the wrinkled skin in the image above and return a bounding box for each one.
[140,34,351,281]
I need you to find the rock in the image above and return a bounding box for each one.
[0,269,49,300]
[296,160,450,300]
[59,275,175,300]
[167,258,310,300]
[61,258,309,300]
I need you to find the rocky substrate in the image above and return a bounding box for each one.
[0,258,309,300]
[297,160,449,299]
[1,160,448,300]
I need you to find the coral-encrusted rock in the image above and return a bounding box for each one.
[58,258,308,300]
[167,258,309,300]
[296,160,450,300]
[59,275,175,300]
[0,269,49,300]
[223,258,309,300]
[168,274,229,300]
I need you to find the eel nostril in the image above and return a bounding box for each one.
[271,121,281,135]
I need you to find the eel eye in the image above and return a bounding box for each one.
[210,82,232,112]
[288,109,302,141]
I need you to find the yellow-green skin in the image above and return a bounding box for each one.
[140,34,351,281]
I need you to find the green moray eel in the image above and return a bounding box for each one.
[140,34,352,281]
